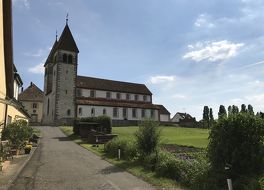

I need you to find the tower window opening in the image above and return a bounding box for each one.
[63,54,67,63]
[68,55,73,64]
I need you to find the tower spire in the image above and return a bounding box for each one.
[66,13,69,25]
[56,30,58,41]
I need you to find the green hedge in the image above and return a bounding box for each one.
[73,115,112,135]
[104,137,138,161]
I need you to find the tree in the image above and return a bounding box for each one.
[203,106,209,128]
[247,104,254,115]
[232,105,239,114]
[240,104,247,113]
[135,119,161,157]
[208,113,264,180]
[209,108,214,127]
[218,105,227,119]
[228,105,232,116]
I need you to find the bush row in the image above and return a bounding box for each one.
[104,137,210,188]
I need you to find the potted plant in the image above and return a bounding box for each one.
[24,144,32,154]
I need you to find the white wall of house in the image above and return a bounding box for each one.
[77,105,159,121]
[13,80,19,100]
[160,114,170,122]
[171,113,182,122]
[21,101,43,123]
[78,88,151,102]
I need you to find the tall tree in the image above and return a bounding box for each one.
[232,105,239,114]
[240,104,247,113]
[203,106,209,128]
[247,104,254,115]
[218,105,227,119]
[228,105,232,116]
[209,108,214,127]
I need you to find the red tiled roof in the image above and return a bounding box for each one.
[76,97,158,109]
[76,75,152,95]
[18,82,44,102]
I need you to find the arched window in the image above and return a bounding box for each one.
[103,109,106,115]
[68,55,73,64]
[32,103,37,108]
[91,108,95,117]
[78,107,82,116]
[63,54,67,63]
[67,109,71,116]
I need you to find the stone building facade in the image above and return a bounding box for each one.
[18,82,44,124]
[42,22,170,126]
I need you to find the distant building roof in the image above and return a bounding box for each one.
[76,75,152,95]
[76,97,158,109]
[18,82,44,102]
[155,104,170,115]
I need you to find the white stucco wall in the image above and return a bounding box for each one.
[77,105,159,121]
[171,113,182,122]
[21,101,43,123]
[160,114,170,122]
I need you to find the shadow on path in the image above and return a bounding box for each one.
[100,165,124,175]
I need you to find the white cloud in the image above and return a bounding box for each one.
[172,94,187,99]
[149,75,175,84]
[194,14,215,28]
[13,0,30,9]
[28,63,44,74]
[183,40,244,62]
[23,49,46,57]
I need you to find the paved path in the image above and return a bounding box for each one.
[9,126,155,190]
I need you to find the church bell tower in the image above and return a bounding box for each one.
[42,20,79,125]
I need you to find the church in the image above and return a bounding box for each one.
[42,21,170,126]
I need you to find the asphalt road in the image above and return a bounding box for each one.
[9,126,155,190]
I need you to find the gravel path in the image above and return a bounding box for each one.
[9,126,155,190]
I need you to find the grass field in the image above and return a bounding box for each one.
[113,126,209,148]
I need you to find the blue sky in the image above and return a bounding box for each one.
[12,0,264,119]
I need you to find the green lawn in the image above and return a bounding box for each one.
[113,126,209,148]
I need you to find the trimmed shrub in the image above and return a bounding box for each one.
[135,119,161,158]
[104,138,138,160]
[73,116,112,135]
[73,118,80,135]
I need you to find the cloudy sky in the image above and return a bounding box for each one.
[12,0,264,119]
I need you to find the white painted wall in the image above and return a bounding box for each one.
[160,114,170,122]
[171,113,182,122]
[77,105,159,121]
